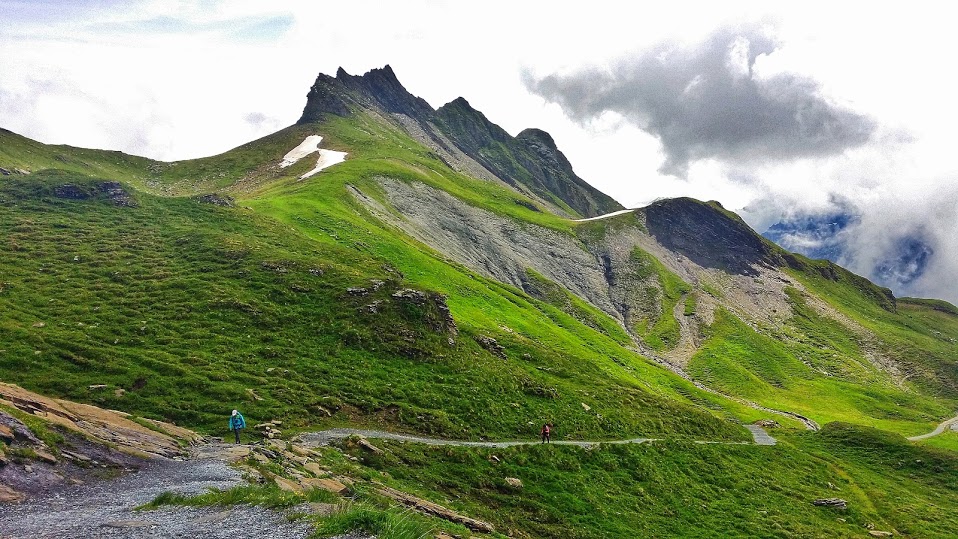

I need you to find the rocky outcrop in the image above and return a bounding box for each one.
[643,198,780,276]
[298,65,433,124]
[375,483,495,533]
[0,382,197,459]
[812,498,847,509]
[195,193,235,207]
[52,181,136,207]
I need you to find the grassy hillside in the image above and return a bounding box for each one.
[0,168,754,440]
[0,127,154,182]
[330,422,958,538]
[4,69,958,536]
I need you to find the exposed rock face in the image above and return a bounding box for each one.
[196,193,236,207]
[0,382,197,459]
[812,498,848,509]
[435,98,623,218]
[644,198,780,276]
[52,181,136,207]
[298,65,433,123]
[298,65,621,218]
[0,383,201,505]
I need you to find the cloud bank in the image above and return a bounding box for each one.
[524,24,877,177]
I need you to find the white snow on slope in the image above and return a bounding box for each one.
[299,149,347,180]
[280,135,348,179]
[572,209,635,222]
[281,135,323,167]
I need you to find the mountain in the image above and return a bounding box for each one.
[763,210,935,290]
[298,65,623,218]
[3,65,958,537]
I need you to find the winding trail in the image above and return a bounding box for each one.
[297,425,776,448]
[907,413,958,441]
[0,444,313,539]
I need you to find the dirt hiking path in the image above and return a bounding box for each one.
[297,425,777,448]
[0,444,314,539]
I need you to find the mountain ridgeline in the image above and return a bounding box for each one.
[4,64,958,538]
[298,65,623,218]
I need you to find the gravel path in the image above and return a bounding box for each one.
[907,413,958,441]
[0,450,313,539]
[744,425,777,446]
[297,426,774,448]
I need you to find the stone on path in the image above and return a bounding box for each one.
[0,484,25,503]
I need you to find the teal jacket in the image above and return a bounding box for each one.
[229,412,246,431]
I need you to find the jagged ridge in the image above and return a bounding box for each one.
[297,65,622,218]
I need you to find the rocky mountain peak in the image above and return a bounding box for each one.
[299,65,433,124]
[643,197,780,276]
[516,128,557,151]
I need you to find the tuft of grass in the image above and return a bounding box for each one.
[312,502,435,539]
[139,484,316,511]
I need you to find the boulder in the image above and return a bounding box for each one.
[811,498,847,509]
[34,450,57,464]
[305,477,349,495]
[303,462,326,476]
[357,437,384,454]
[505,477,523,488]
[308,502,341,516]
[867,532,894,537]
[375,483,494,533]
[0,484,25,503]
[273,476,302,494]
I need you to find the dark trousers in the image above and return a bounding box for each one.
[541,433,550,443]
[234,429,241,444]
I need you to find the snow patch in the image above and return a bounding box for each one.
[280,135,348,179]
[281,135,323,168]
[299,149,348,180]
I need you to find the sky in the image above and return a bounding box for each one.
[2,1,957,301]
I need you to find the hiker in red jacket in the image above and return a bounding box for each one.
[540,423,551,444]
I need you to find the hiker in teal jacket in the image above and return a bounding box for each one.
[229,409,246,444]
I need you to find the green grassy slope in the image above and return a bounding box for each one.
[333,422,958,538]
[0,166,751,441]
[4,79,958,537]
[0,127,154,182]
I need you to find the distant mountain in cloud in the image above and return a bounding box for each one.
[763,210,934,292]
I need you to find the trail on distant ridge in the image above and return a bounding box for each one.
[908,413,958,441]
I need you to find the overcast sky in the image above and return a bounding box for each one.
[2,1,957,301]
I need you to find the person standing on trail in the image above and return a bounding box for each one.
[229,409,246,444]
[540,423,551,444]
